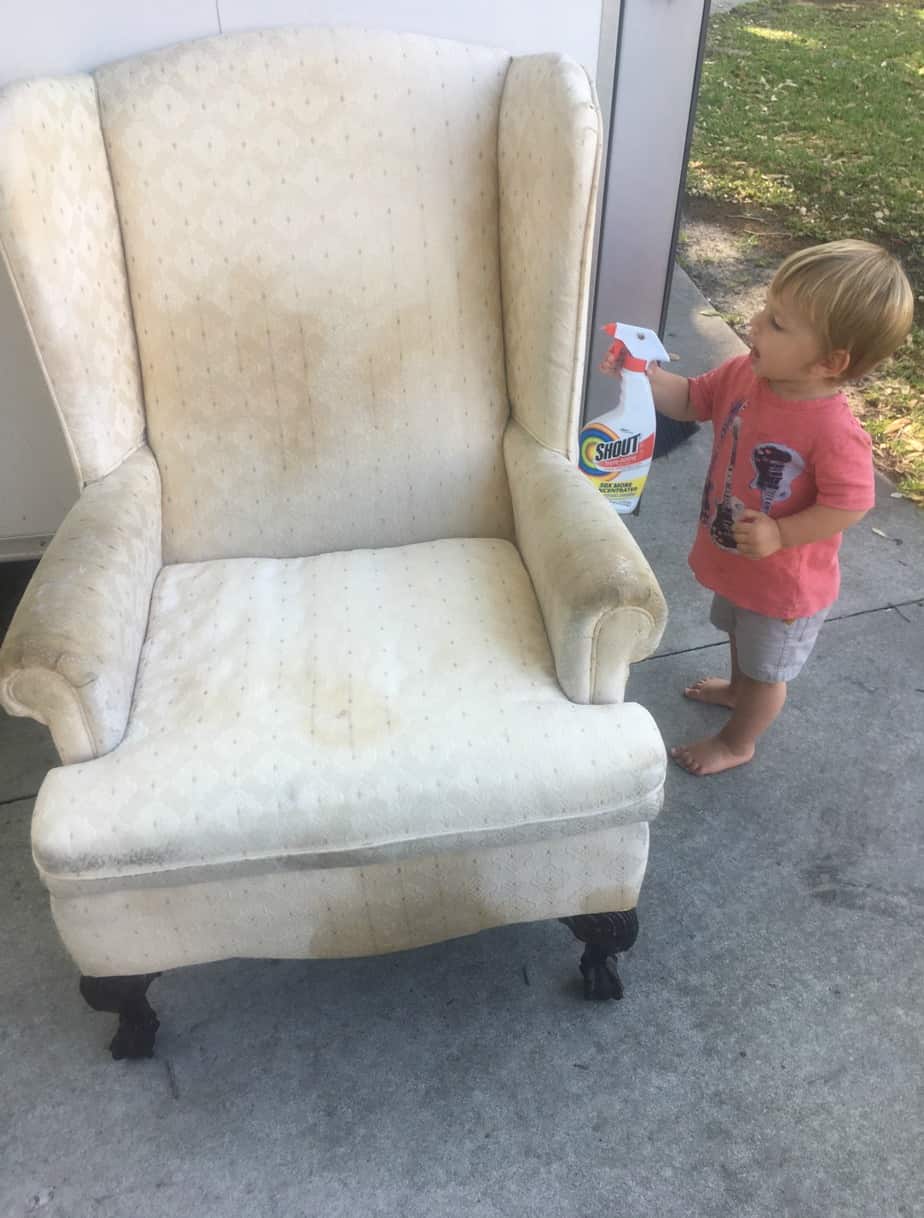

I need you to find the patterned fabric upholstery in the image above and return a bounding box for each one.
[0,449,161,763]
[500,53,603,456]
[34,540,663,889]
[95,28,515,562]
[505,421,668,703]
[0,76,145,486]
[50,823,652,975]
[0,28,668,976]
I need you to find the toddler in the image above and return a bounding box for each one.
[649,239,914,775]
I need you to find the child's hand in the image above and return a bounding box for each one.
[599,346,625,377]
[733,510,782,559]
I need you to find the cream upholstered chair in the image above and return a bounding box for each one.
[0,27,667,1057]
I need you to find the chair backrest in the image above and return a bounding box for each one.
[104,27,521,561]
[2,28,518,562]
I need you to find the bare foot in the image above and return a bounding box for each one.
[670,735,755,776]
[683,678,737,709]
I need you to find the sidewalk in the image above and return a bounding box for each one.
[0,267,921,1218]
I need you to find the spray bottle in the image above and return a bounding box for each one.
[579,322,670,514]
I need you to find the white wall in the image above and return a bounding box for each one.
[0,0,219,83]
[216,0,603,75]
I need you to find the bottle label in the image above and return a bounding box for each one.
[597,475,648,504]
[579,422,655,479]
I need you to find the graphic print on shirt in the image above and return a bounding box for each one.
[709,416,745,550]
[750,443,806,512]
[699,397,748,524]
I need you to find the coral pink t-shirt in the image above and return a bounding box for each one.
[687,355,876,619]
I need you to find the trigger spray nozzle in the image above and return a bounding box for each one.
[599,322,670,376]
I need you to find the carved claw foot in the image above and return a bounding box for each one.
[578,942,624,1000]
[79,973,161,1059]
[560,909,639,1002]
[109,1000,160,1060]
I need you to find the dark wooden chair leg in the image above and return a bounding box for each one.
[559,910,639,1001]
[79,973,162,1059]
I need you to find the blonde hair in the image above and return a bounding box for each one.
[771,239,914,380]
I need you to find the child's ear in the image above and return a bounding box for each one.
[819,348,851,380]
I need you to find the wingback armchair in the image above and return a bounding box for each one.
[0,26,667,1058]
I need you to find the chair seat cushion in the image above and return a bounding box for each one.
[33,539,664,893]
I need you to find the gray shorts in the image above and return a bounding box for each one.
[710,594,829,683]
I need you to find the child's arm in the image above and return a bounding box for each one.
[648,364,697,422]
[777,506,868,548]
[734,505,869,559]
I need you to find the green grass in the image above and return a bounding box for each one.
[687,0,924,501]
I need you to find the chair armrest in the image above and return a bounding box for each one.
[504,421,667,703]
[0,447,161,762]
